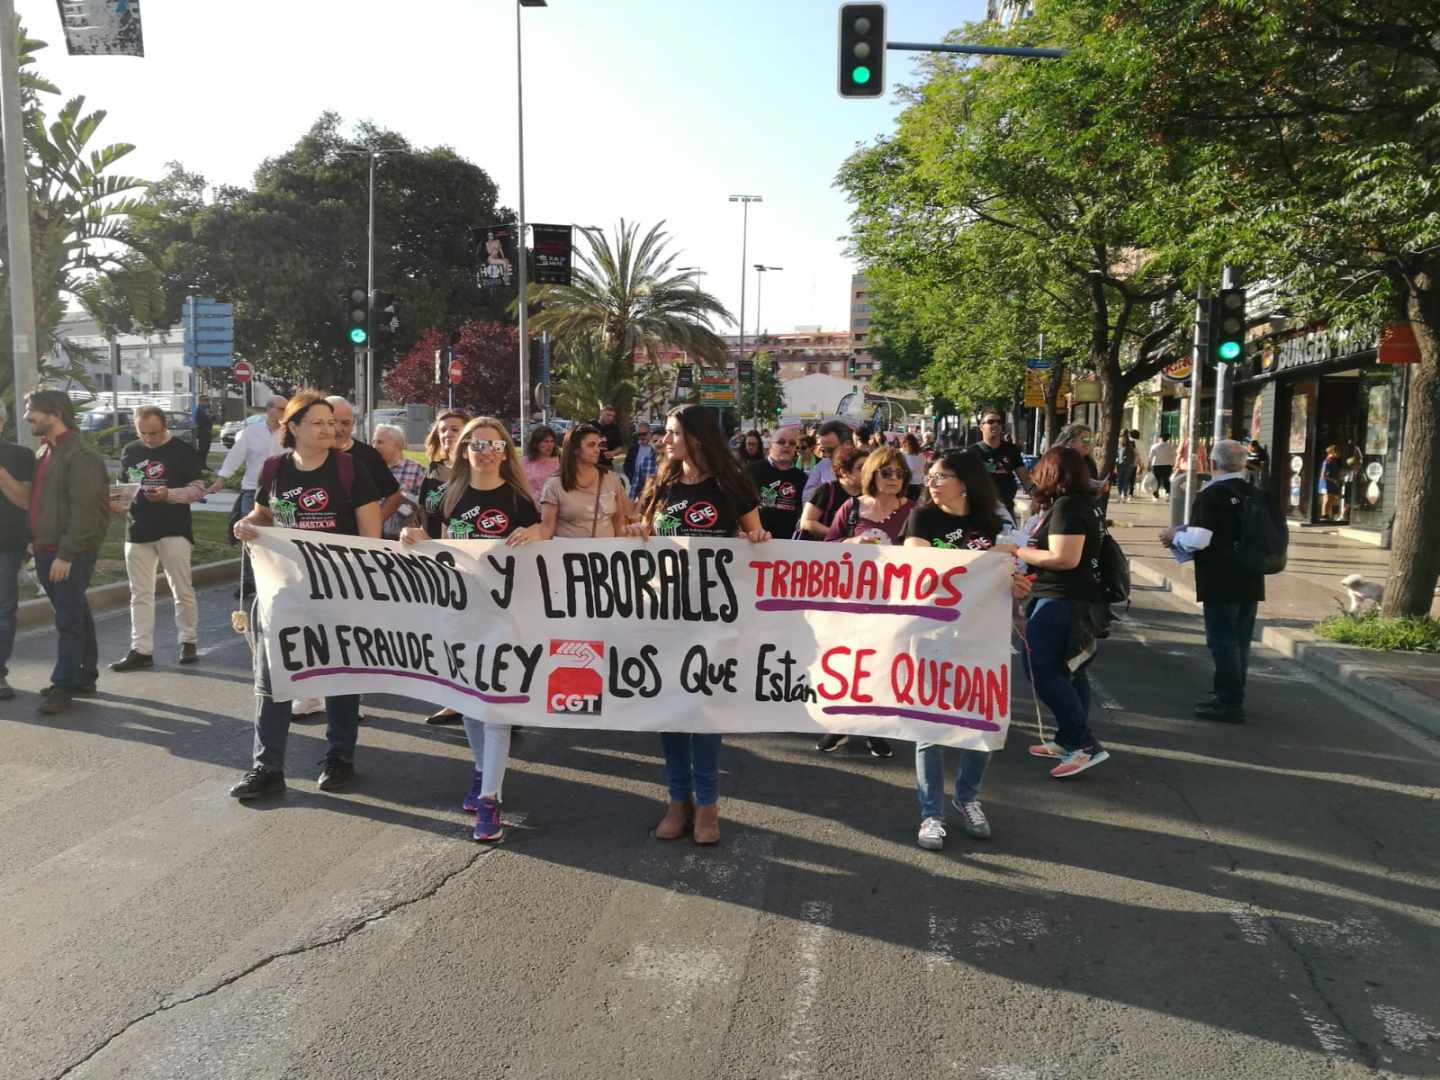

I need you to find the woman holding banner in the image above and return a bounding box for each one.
[229,391,383,801]
[630,405,769,846]
[795,443,865,539]
[416,409,470,726]
[403,417,545,842]
[903,451,1031,850]
[539,423,630,538]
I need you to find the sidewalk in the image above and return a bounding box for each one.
[1107,494,1440,738]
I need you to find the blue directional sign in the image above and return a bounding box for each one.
[1025,358,1052,370]
[182,296,235,368]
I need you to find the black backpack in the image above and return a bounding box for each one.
[1098,531,1131,605]
[1232,487,1289,575]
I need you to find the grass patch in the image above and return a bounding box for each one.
[1314,611,1440,653]
[21,512,238,600]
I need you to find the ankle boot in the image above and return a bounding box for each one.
[692,802,720,845]
[654,800,693,840]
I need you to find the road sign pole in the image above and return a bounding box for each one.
[1183,286,1209,526]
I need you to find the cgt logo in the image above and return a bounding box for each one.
[300,487,330,512]
[547,639,604,715]
[684,501,718,529]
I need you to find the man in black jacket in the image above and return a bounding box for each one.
[1160,440,1264,724]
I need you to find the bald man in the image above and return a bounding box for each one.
[325,397,404,521]
[748,426,808,539]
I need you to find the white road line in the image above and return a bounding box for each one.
[1289,992,1354,1059]
[777,899,833,1080]
[1088,674,1122,711]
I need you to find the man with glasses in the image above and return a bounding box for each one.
[968,409,1031,514]
[748,426,808,539]
[111,406,206,673]
[210,395,287,598]
[800,419,855,503]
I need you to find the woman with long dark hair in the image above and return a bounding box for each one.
[229,391,383,801]
[902,451,1026,849]
[523,424,560,496]
[796,444,866,538]
[540,422,629,538]
[995,447,1110,779]
[736,429,765,465]
[402,417,544,842]
[417,408,469,726]
[630,405,769,845]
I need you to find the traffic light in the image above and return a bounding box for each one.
[1212,287,1246,364]
[345,287,368,347]
[372,291,400,335]
[847,357,858,375]
[838,4,886,98]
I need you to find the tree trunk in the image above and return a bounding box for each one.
[1381,270,1440,617]
[1094,359,1127,480]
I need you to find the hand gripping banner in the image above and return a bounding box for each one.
[249,531,1014,750]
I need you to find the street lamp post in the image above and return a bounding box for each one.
[754,264,783,429]
[515,0,547,448]
[728,195,762,430]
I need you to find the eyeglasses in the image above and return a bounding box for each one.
[465,439,508,454]
[1079,436,1094,445]
[877,467,906,480]
[925,473,956,486]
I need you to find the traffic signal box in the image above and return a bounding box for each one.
[1212,287,1246,364]
[345,287,368,347]
[839,4,886,98]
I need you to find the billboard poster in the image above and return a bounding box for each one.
[531,224,574,286]
[470,225,517,289]
[57,0,144,56]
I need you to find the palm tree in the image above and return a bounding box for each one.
[528,219,733,427]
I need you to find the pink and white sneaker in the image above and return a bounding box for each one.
[1050,747,1110,779]
[1028,740,1065,759]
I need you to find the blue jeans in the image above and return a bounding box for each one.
[661,733,722,806]
[1203,601,1258,708]
[250,598,361,773]
[915,743,990,819]
[236,489,256,595]
[34,551,98,691]
[0,549,22,678]
[1023,596,1098,753]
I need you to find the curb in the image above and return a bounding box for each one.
[1129,559,1440,739]
[16,558,242,632]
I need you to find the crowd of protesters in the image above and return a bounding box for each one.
[0,392,1268,856]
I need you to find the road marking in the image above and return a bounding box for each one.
[1088,674,1122,711]
[1227,908,1270,946]
[1371,1004,1440,1053]
[777,899,833,1080]
[1289,992,1353,1058]
[621,944,733,1019]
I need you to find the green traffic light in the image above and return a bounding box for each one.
[349,327,368,345]
[1217,340,1241,361]
[852,65,871,85]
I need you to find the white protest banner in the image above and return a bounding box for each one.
[249,531,1014,750]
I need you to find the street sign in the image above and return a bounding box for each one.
[233,360,253,383]
[1025,358,1052,370]
[182,296,235,368]
[531,224,573,286]
[737,360,754,379]
[449,358,464,385]
[1023,366,1070,407]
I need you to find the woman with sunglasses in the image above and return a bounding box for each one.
[796,443,866,539]
[630,405,768,845]
[415,409,470,725]
[539,422,630,538]
[229,391,383,801]
[903,452,1033,848]
[401,417,545,842]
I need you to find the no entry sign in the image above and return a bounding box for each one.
[233,360,253,383]
[448,358,464,385]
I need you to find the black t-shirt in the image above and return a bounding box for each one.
[1192,478,1266,604]
[595,421,625,460]
[806,480,848,529]
[748,459,808,539]
[969,441,1025,506]
[1029,495,1104,601]
[0,442,36,552]
[419,466,449,539]
[257,451,381,535]
[651,478,757,538]
[904,505,1000,551]
[433,483,538,540]
[343,439,401,502]
[121,437,202,543]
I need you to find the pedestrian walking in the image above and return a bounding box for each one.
[414,409,470,727]
[994,446,1111,779]
[1115,430,1138,502]
[229,392,382,800]
[1148,433,1176,499]
[22,391,110,716]
[193,399,214,464]
[593,404,625,470]
[110,406,205,674]
[1160,440,1265,724]
[403,416,545,841]
[325,397,404,522]
[523,424,561,497]
[372,423,425,540]
[1170,437,1212,528]
[967,407,1032,515]
[735,430,765,466]
[800,420,854,503]
[904,450,1032,849]
[748,427,808,539]
[630,404,769,846]
[539,423,630,538]
[209,396,287,598]
[621,421,656,499]
[0,404,37,701]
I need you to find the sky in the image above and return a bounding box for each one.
[17,0,987,335]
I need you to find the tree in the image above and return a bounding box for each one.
[383,322,520,418]
[528,220,733,432]
[736,353,785,425]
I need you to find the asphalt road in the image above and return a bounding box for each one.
[1,576,1437,1079]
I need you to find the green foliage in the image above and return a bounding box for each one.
[1314,613,1440,654]
[736,353,785,422]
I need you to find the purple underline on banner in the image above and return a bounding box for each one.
[294,667,529,705]
[754,599,958,622]
[822,705,1001,732]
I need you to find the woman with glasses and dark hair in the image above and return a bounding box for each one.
[903,451,1033,849]
[415,409,470,725]
[539,422,630,538]
[402,417,545,842]
[229,391,383,801]
[630,405,769,845]
[994,446,1111,780]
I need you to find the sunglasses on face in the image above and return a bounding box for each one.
[877,467,906,480]
[925,473,957,486]
[465,439,508,454]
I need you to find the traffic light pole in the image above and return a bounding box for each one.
[1183,286,1209,526]
[1213,265,1235,443]
[365,151,376,437]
